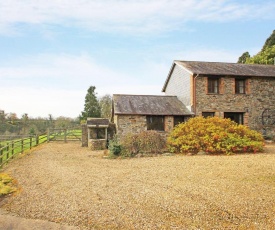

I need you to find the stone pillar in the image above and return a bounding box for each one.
[165,116,174,132]
[244,112,249,126]
[81,124,88,147]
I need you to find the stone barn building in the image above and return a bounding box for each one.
[162,61,275,137]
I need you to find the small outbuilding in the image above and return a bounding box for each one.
[82,118,109,150]
[112,94,193,138]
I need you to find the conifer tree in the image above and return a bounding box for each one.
[80,86,101,120]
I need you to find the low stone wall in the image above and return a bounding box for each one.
[89,139,107,150]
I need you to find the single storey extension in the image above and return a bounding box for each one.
[112,94,193,138]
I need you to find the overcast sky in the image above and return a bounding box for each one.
[0,0,275,118]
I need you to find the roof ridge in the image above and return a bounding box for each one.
[113,94,176,97]
[175,60,275,67]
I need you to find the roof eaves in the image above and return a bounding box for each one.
[162,62,176,92]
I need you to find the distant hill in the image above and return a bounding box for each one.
[238,30,275,65]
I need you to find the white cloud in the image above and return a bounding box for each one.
[0,53,164,117]
[0,87,85,118]
[0,84,163,118]
[0,0,274,35]
[0,53,138,88]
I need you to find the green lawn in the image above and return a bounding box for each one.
[0,134,47,166]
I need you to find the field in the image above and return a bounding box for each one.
[1,142,275,229]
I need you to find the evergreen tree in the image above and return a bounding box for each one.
[80,86,101,120]
[237,51,250,63]
[238,30,275,65]
[262,30,275,51]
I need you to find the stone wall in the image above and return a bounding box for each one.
[164,116,174,132]
[115,115,147,139]
[115,115,177,139]
[195,76,275,137]
[89,139,107,150]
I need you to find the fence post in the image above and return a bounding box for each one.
[21,138,24,153]
[0,147,2,165]
[6,143,9,160]
[64,129,67,143]
[11,141,14,159]
[36,135,39,146]
[47,128,50,143]
[30,137,32,149]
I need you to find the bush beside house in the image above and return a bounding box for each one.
[109,131,166,157]
[167,116,264,155]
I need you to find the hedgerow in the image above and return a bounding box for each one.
[121,130,166,156]
[167,116,264,154]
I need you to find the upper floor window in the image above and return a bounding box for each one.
[235,79,246,94]
[208,77,219,94]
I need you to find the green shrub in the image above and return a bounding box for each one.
[121,130,166,156]
[167,116,264,155]
[108,136,122,156]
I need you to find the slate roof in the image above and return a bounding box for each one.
[87,118,109,127]
[113,94,193,116]
[162,60,275,92]
[175,61,275,77]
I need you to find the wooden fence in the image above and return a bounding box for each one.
[0,134,47,167]
[0,129,82,167]
[47,128,82,142]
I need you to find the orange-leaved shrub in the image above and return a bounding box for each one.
[167,116,264,154]
[121,130,166,156]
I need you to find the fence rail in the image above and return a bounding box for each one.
[0,129,82,167]
[0,134,47,167]
[47,128,82,142]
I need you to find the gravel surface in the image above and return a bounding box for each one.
[1,142,275,229]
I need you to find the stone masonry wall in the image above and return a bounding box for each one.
[115,115,147,139]
[115,115,175,139]
[88,139,107,150]
[164,116,174,133]
[195,76,275,136]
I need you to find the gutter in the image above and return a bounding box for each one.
[193,74,199,115]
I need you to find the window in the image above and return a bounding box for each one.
[147,116,164,131]
[174,116,185,126]
[208,77,219,94]
[224,112,244,124]
[235,79,246,94]
[202,112,215,118]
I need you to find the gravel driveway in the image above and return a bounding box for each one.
[1,142,275,229]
